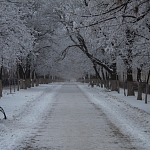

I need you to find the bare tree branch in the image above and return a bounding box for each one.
[75,16,116,29]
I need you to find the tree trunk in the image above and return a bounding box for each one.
[105,79,109,89]
[23,79,27,89]
[36,78,39,86]
[103,80,106,88]
[93,65,102,80]
[127,67,135,96]
[17,79,19,91]
[96,79,100,86]
[127,81,135,96]
[111,80,118,91]
[101,67,106,88]
[106,72,110,89]
[39,78,41,84]
[0,80,2,97]
[137,67,142,100]
[100,80,103,88]
[145,84,148,104]
[117,80,120,93]
[93,65,101,87]
[145,70,150,104]
[137,82,142,100]
[45,79,47,84]
[49,78,52,83]
[123,72,126,96]
[20,79,24,89]
[0,66,3,97]
[110,62,118,92]
[9,79,12,94]
[110,73,118,91]
[31,79,34,87]
[26,79,31,88]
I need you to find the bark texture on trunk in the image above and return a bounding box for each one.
[20,79,24,89]
[31,79,34,87]
[137,82,142,100]
[36,78,39,86]
[127,81,135,96]
[145,70,150,104]
[111,80,118,91]
[26,79,31,88]
[0,80,2,97]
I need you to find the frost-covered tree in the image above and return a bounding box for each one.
[1,0,149,96]
[0,1,34,93]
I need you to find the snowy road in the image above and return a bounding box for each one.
[0,83,150,149]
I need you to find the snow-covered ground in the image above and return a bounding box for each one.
[78,83,150,149]
[0,83,63,149]
[0,82,150,149]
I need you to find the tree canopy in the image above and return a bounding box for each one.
[0,0,150,80]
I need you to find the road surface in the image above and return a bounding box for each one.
[10,83,138,150]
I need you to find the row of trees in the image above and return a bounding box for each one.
[0,1,33,96]
[51,0,150,101]
[0,0,150,101]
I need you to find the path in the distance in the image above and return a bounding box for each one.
[18,83,137,150]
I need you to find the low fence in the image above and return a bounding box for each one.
[2,78,17,87]
[119,81,150,94]
[78,78,150,94]
[2,78,150,94]
[1,78,18,94]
